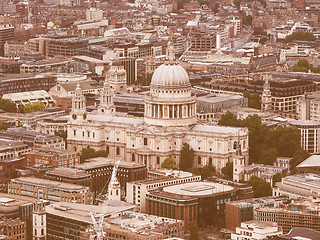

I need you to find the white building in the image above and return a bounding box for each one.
[2,90,55,107]
[85,8,103,21]
[273,173,320,200]
[67,38,249,172]
[126,170,201,211]
[297,92,320,121]
[231,220,282,240]
[289,120,320,154]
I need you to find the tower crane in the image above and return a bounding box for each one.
[89,160,120,240]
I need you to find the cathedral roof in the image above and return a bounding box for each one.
[150,63,190,89]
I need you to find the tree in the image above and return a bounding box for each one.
[23,101,45,113]
[79,147,109,163]
[285,31,316,43]
[221,162,233,180]
[0,99,17,113]
[189,223,200,240]
[259,36,267,45]
[243,91,261,109]
[292,59,313,73]
[161,157,174,169]
[0,124,8,131]
[247,176,272,198]
[273,172,286,185]
[260,148,278,165]
[54,20,60,25]
[189,165,216,180]
[179,143,194,171]
[290,149,309,172]
[218,111,241,127]
[136,72,153,86]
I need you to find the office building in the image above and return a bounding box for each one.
[0,24,14,57]
[0,128,65,149]
[126,170,201,212]
[146,181,238,232]
[25,147,79,168]
[0,74,56,98]
[8,177,92,204]
[45,202,183,240]
[231,220,282,240]
[225,196,289,231]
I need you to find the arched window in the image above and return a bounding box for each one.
[41,229,44,236]
[132,153,135,162]
[157,156,160,165]
[144,138,148,146]
[198,156,201,165]
[116,147,120,156]
[209,157,212,165]
[233,141,237,149]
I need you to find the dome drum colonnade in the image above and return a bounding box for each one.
[144,37,197,127]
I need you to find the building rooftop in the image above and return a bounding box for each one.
[2,90,52,102]
[46,167,90,179]
[76,157,145,170]
[45,201,135,224]
[59,80,101,92]
[281,228,320,240]
[163,181,234,197]
[240,220,278,229]
[226,195,289,206]
[12,177,90,191]
[0,193,47,212]
[297,155,320,168]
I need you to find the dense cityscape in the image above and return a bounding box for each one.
[0,0,320,239]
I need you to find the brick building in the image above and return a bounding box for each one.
[45,167,92,191]
[225,196,289,231]
[75,157,147,196]
[8,177,92,204]
[0,217,26,240]
[0,74,56,98]
[146,181,239,232]
[25,148,79,168]
[0,24,14,57]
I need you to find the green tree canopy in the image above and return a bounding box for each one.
[79,147,109,163]
[285,31,316,43]
[243,91,261,109]
[247,176,272,197]
[161,157,175,169]
[54,20,60,25]
[221,162,233,180]
[218,112,306,169]
[179,142,194,171]
[0,99,17,113]
[23,101,45,113]
[189,165,216,180]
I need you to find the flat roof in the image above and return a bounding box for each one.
[0,193,45,211]
[76,157,145,170]
[45,201,135,224]
[163,181,234,197]
[12,177,89,191]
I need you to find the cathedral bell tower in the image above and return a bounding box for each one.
[33,202,46,240]
[107,58,127,95]
[233,139,245,182]
[70,81,87,123]
[98,76,115,115]
[261,74,272,112]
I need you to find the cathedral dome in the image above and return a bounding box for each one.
[150,63,190,88]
